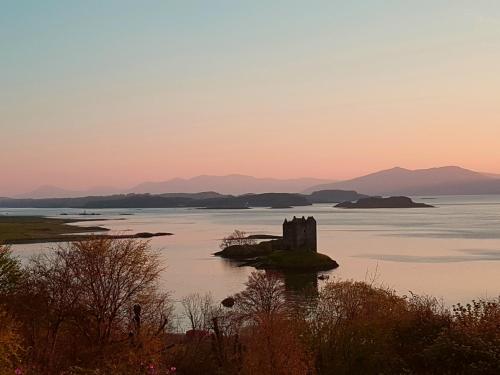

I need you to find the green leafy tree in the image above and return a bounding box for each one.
[0,245,22,296]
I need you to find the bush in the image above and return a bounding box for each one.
[20,238,172,374]
[3,239,499,374]
[234,271,287,321]
[0,307,23,374]
[424,299,500,374]
[309,280,409,374]
[0,244,23,297]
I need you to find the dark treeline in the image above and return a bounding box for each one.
[0,190,366,209]
[0,239,499,374]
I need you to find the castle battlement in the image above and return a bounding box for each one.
[282,216,317,252]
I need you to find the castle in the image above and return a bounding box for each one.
[282,216,317,252]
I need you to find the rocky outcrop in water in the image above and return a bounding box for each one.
[335,196,433,209]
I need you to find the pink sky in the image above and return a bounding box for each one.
[2,2,500,196]
[2,73,500,195]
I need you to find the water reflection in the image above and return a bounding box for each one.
[357,248,500,263]
[259,270,327,309]
[280,271,319,296]
[6,195,500,306]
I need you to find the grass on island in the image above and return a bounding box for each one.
[214,241,275,259]
[0,216,108,244]
[256,250,339,271]
[215,239,339,271]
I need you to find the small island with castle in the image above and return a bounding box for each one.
[215,216,339,271]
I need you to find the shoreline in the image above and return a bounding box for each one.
[0,215,172,245]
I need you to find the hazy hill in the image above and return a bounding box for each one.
[303,166,500,196]
[483,172,500,179]
[16,176,334,199]
[158,192,229,199]
[0,190,360,209]
[13,167,500,199]
[307,190,368,203]
[16,185,119,199]
[129,175,334,195]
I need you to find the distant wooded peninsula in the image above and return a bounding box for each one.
[0,190,367,209]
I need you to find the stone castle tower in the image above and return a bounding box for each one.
[282,216,317,252]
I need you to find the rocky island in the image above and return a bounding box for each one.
[215,216,339,271]
[335,196,434,209]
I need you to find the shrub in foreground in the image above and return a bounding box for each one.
[1,239,499,374]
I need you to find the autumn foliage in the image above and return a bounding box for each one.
[0,240,499,374]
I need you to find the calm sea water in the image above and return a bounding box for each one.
[5,195,500,309]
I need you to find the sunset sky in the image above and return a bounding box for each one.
[2,1,500,195]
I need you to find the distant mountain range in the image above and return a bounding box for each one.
[15,185,120,199]
[303,166,500,196]
[11,166,500,199]
[128,175,334,195]
[16,175,334,199]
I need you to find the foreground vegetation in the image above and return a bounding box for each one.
[1,239,499,374]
